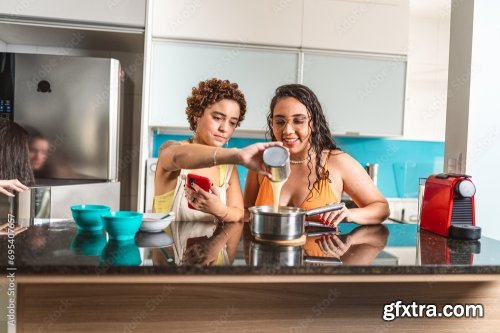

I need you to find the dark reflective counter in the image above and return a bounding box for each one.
[2,220,500,275]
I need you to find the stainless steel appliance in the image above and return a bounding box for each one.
[0,52,122,223]
[13,53,121,181]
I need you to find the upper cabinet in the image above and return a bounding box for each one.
[152,0,303,47]
[302,0,409,54]
[147,0,412,136]
[149,41,298,131]
[0,0,146,28]
[152,0,408,54]
[303,52,406,136]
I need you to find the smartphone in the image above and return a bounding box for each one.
[186,173,211,209]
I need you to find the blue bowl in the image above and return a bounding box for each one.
[100,239,141,266]
[71,204,111,231]
[102,211,143,241]
[70,230,107,256]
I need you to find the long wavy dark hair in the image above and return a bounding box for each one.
[0,119,35,186]
[266,84,339,197]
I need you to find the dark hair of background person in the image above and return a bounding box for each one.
[0,119,35,186]
[267,84,340,197]
[186,78,247,131]
[25,126,45,145]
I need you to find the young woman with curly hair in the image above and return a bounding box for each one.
[153,78,281,265]
[244,84,390,232]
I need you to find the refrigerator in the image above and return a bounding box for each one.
[0,53,122,224]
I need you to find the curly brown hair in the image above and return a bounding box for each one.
[186,78,246,131]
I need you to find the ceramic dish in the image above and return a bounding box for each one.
[139,212,175,233]
[135,231,173,248]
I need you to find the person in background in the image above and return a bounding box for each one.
[154,78,281,265]
[28,132,50,177]
[0,119,35,235]
[244,84,390,228]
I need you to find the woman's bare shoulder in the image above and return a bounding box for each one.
[159,140,189,152]
[326,150,359,168]
[327,148,345,157]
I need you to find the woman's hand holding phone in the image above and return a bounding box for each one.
[186,174,211,209]
[185,173,226,216]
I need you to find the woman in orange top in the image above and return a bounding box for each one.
[244,84,390,231]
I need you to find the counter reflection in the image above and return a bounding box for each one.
[152,223,389,267]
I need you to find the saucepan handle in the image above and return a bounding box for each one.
[304,203,345,217]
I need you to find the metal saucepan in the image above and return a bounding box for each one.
[249,203,345,241]
[249,241,342,267]
[250,242,304,267]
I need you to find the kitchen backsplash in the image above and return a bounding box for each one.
[153,134,444,199]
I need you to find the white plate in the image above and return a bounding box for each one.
[135,231,173,248]
[139,212,174,233]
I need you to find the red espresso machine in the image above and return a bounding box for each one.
[420,173,481,240]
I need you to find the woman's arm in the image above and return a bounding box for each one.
[213,221,243,264]
[243,170,261,223]
[319,152,390,226]
[0,179,28,197]
[223,166,244,222]
[182,221,243,265]
[337,153,390,224]
[158,140,282,175]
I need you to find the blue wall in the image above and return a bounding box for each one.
[153,134,444,198]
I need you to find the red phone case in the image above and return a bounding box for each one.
[186,173,211,209]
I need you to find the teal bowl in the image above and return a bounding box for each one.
[71,204,111,231]
[100,239,141,266]
[102,211,143,241]
[70,230,107,256]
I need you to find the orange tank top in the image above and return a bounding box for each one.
[254,154,340,223]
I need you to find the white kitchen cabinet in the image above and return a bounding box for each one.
[402,13,450,141]
[149,41,299,131]
[302,0,409,55]
[302,52,406,136]
[0,0,146,28]
[151,0,303,47]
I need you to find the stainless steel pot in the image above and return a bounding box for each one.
[249,242,304,267]
[249,241,342,267]
[249,203,345,241]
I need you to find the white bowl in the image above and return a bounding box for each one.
[139,212,174,233]
[135,231,173,248]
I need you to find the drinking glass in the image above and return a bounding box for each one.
[417,177,427,228]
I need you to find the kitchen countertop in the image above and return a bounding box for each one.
[2,220,500,277]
